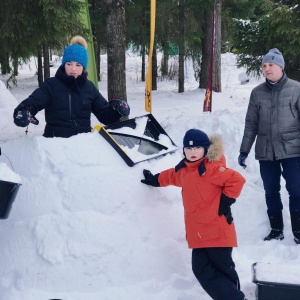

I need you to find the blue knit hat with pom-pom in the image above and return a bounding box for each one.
[62,36,88,69]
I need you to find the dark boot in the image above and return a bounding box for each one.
[290,212,300,245]
[264,211,284,241]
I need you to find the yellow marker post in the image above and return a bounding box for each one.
[145,0,156,112]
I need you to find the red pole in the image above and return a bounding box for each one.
[203,0,216,113]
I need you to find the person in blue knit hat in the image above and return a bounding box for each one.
[62,36,88,70]
[13,35,130,138]
[239,48,300,244]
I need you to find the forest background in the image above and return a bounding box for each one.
[1,0,300,103]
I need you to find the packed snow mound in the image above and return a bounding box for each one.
[0,132,193,299]
[0,80,18,109]
[0,80,20,141]
[1,52,300,300]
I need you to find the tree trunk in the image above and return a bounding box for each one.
[43,43,50,80]
[141,45,145,82]
[94,26,102,82]
[212,1,221,92]
[91,0,101,82]
[199,8,212,89]
[12,59,18,76]
[93,29,101,82]
[96,38,101,81]
[178,0,185,93]
[152,45,157,91]
[161,51,169,77]
[37,48,43,87]
[104,0,127,103]
[0,53,11,75]
[5,58,18,89]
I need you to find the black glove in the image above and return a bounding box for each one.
[141,169,160,187]
[238,153,248,169]
[14,106,39,127]
[110,98,130,117]
[218,193,236,224]
[14,108,30,127]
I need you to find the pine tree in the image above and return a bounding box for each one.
[0,0,85,86]
[231,0,300,80]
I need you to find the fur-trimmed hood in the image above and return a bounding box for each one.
[206,134,224,162]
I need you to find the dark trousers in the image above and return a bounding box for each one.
[192,247,245,300]
[259,157,300,214]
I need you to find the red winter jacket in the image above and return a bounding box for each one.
[158,135,246,249]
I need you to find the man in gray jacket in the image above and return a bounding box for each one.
[238,48,300,244]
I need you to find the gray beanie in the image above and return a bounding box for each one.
[262,48,285,68]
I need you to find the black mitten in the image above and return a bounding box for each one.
[14,106,39,127]
[110,98,130,116]
[141,169,160,187]
[218,193,236,224]
[14,108,30,127]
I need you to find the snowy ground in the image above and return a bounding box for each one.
[0,52,299,300]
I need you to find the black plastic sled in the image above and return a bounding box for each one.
[96,114,178,167]
[252,262,300,300]
[0,179,21,219]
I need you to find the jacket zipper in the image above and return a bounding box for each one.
[69,93,72,120]
[69,93,78,127]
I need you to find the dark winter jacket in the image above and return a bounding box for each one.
[14,66,121,138]
[158,135,245,249]
[240,72,300,160]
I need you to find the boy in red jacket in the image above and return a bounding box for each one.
[141,129,247,300]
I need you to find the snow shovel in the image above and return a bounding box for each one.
[95,114,178,167]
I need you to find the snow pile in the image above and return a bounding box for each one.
[0,162,22,184]
[0,80,18,109]
[0,131,190,300]
[254,262,300,285]
[0,53,299,300]
[0,80,20,141]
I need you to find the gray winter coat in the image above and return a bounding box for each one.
[240,72,300,161]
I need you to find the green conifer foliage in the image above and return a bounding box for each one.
[232,0,300,80]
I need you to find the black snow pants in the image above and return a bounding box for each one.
[192,247,245,300]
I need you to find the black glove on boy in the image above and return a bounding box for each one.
[218,193,236,224]
[141,169,160,187]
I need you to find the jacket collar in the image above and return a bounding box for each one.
[55,65,87,89]
[265,71,288,91]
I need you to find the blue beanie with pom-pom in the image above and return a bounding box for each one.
[62,36,88,69]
